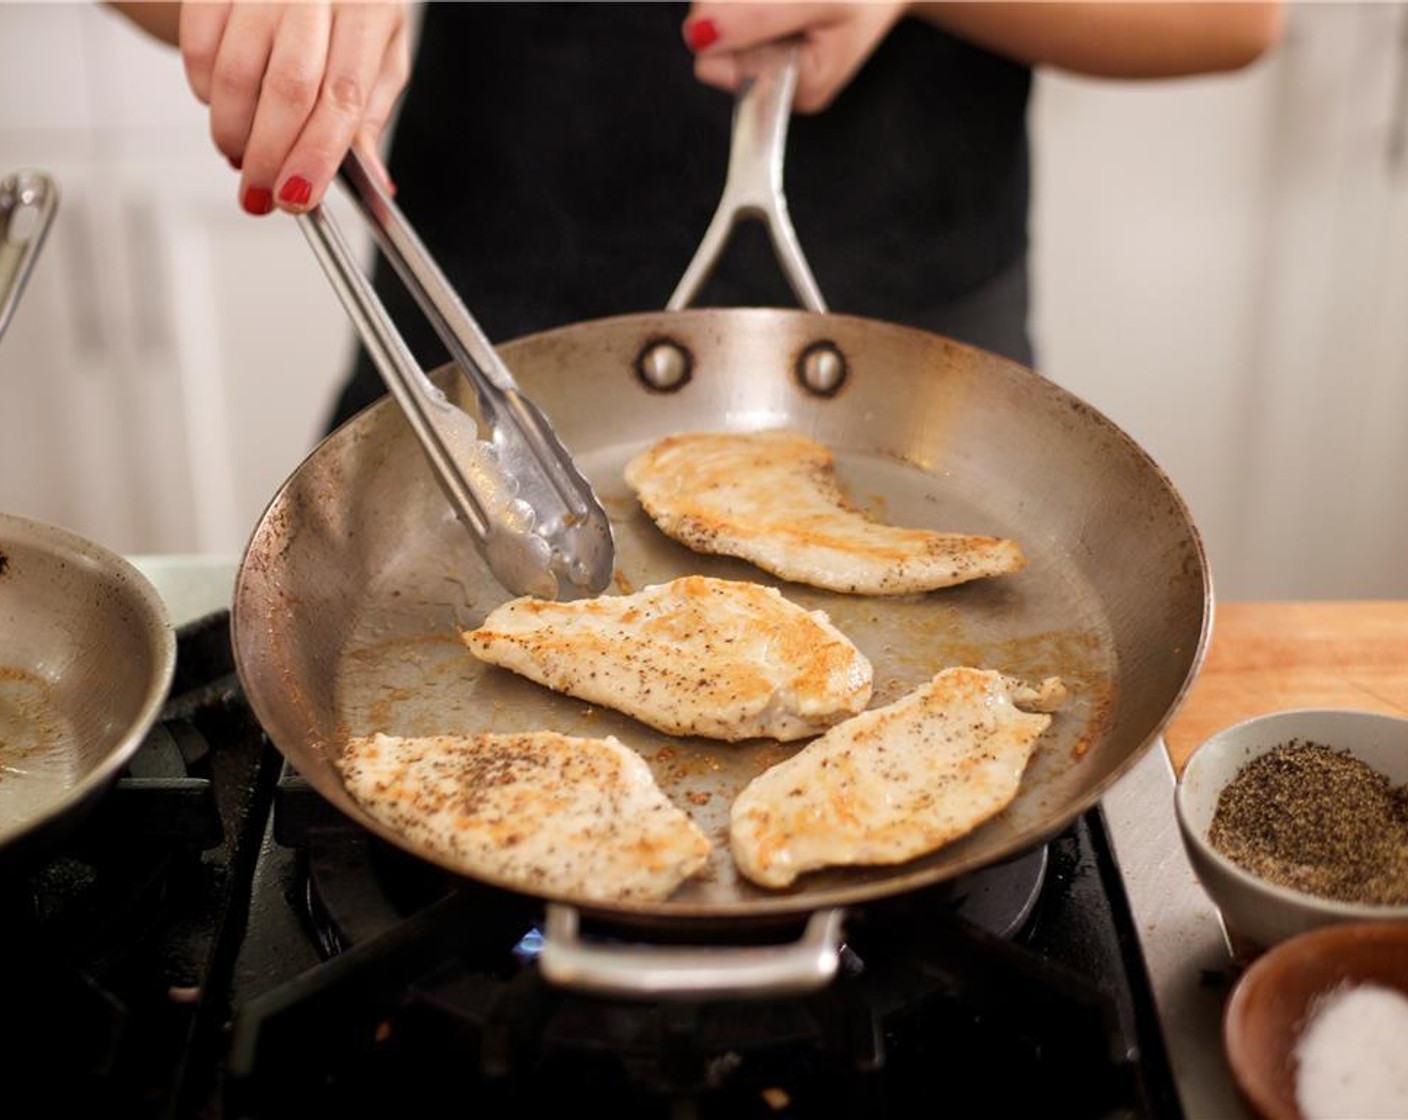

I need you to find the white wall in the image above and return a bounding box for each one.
[0,2,374,556]
[1031,3,1408,600]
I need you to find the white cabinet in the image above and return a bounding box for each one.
[1031,3,1408,599]
[0,2,363,556]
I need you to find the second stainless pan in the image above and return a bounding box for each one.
[0,171,175,872]
[0,513,175,869]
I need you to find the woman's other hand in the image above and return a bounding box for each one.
[680,1,1283,109]
[178,2,410,216]
[682,2,906,113]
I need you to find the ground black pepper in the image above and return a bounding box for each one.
[1208,740,1408,906]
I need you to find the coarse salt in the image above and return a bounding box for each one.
[1295,981,1408,1120]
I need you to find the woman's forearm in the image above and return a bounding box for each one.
[110,2,1283,80]
[911,2,1284,78]
[106,2,182,47]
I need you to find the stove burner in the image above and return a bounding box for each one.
[222,772,1168,1118]
[227,820,1142,1119]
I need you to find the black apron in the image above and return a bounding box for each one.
[327,1,1032,431]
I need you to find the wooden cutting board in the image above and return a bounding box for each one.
[1163,601,1408,773]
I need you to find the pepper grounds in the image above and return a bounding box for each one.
[1208,740,1408,906]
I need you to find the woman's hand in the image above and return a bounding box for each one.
[682,2,907,113]
[679,1,1283,107]
[178,2,410,215]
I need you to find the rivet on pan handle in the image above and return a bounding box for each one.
[537,903,845,999]
[667,40,828,314]
[0,170,59,345]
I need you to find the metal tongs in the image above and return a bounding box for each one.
[298,151,614,601]
[0,170,59,345]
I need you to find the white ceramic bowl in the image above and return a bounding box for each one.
[1175,708,1408,950]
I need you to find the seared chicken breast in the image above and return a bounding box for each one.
[463,575,874,742]
[623,429,1025,595]
[337,731,711,902]
[730,667,1066,888]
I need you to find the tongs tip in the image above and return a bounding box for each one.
[483,513,615,602]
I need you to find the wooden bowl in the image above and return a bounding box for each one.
[1224,921,1408,1120]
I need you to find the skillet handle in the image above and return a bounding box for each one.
[537,903,845,999]
[667,40,828,314]
[0,170,58,345]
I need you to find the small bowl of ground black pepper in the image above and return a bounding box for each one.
[1175,708,1408,951]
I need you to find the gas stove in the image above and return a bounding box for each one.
[0,557,1246,1119]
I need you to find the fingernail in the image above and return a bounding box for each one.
[228,155,243,172]
[278,175,312,206]
[685,18,720,51]
[241,186,273,216]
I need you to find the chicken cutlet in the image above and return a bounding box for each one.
[462,575,874,742]
[337,730,711,903]
[730,667,1067,889]
[623,429,1025,595]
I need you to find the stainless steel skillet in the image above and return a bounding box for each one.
[231,47,1211,998]
[0,171,175,870]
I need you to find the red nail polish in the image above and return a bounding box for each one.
[241,186,273,216]
[279,175,312,206]
[685,18,720,51]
